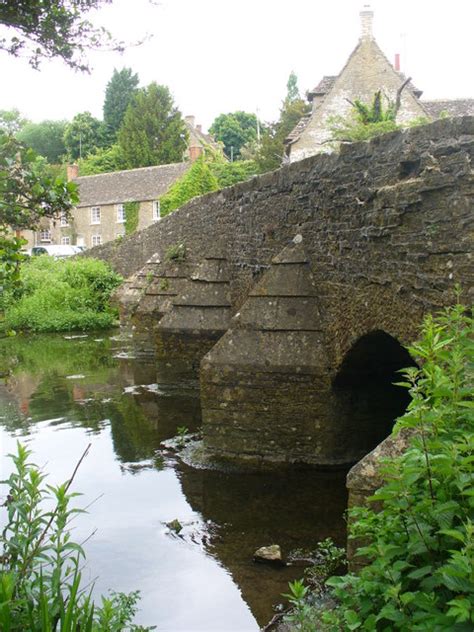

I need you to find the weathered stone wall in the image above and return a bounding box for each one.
[94,117,473,466]
[92,117,473,365]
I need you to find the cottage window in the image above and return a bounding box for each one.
[152,200,161,221]
[91,234,102,247]
[39,230,51,242]
[91,206,101,225]
[116,204,126,223]
[61,236,71,245]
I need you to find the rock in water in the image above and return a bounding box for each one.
[253,544,285,565]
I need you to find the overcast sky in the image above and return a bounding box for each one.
[1,0,472,131]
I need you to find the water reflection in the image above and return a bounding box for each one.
[0,332,348,629]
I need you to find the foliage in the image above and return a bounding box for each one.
[255,73,310,172]
[0,131,77,299]
[209,111,258,160]
[0,0,123,72]
[0,442,152,630]
[0,109,28,135]
[63,112,105,160]
[330,91,400,143]
[78,144,127,176]
[160,156,219,217]
[209,159,259,188]
[124,201,139,235]
[0,133,77,230]
[118,83,188,169]
[1,256,122,332]
[165,243,186,262]
[103,67,140,141]
[17,120,68,163]
[300,303,474,630]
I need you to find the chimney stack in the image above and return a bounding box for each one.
[185,115,195,128]
[394,53,401,71]
[66,164,79,181]
[360,5,374,40]
[189,145,203,162]
[196,124,202,133]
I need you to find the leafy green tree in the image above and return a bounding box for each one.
[0,108,28,134]
[0,132,77,297]
[78,143,126,175]
[256,73,310,172]
[63,111,104,160]
[103,67,140,141]
[0,0,123,71]
[118,82,188,168]
[209,111,258,160]
[17,119,68,163]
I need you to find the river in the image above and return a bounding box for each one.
[0,331,348,631]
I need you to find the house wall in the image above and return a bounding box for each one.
[50,200,160,248]
[290,38,429,162]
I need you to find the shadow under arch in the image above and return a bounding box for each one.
[332,330,417,462]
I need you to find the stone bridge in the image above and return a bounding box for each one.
[93,117,474,467]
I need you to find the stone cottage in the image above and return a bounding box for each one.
[286,7,474,162]
[50,161,190,249]
[37,116,220,250]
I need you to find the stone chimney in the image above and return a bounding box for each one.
[66,164,79,181]
[394,53,401,71]
[360,5,374,40]
[189,145,203,162]
[185,115,195,128]
[196,124,202,133]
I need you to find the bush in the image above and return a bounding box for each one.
[289,303,474,630]
[0,442,152,631]
[160,156,219,217]
[1,257,122,333]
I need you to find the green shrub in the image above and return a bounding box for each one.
[0,442,152,631]
[295,303,474,630]
[124,201,139,235]
[209,160,259,188]
[160,156,219,218]
[1,256,122,333]
[78,144,127,176]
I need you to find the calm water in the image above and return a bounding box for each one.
[0,332,348,631]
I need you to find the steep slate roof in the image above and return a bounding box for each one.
[422,99,474,118]
[307,76,337,100]
[285,114,311,144]
[74,163,190,207]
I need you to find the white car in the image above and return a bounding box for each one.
[30,245,83,258]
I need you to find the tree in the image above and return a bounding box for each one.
[63,111,104,160]
[0,132,77,294]
[255,73,310,172]
[0,109,28,135]
[209,111,258,160]
[17,120,68,163]
[0,0,123,72]
[103,67,140,141]
[78,143,126,175]
[118,82,188,169]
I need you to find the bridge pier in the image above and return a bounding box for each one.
[155,252,232,378]
[200,240,349,466]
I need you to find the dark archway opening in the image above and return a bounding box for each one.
[332,330,417,461]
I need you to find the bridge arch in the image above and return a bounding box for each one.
[331,330,417,461]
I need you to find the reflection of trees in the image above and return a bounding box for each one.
[178,464,349,627]
[0,332,202,465]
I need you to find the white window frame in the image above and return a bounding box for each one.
[60,215,69,227]
[152,200,161,221]
[91,234,102,247]
[116,203,126,223]
[61,236,71,245]
[39,230,51,242]
[91,206,101,225]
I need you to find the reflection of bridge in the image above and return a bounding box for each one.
[95,117,473,467]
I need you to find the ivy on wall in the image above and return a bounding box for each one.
[124,201,139,234]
